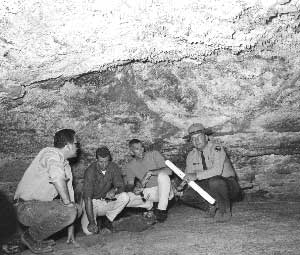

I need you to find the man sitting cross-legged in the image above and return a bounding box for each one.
[81,146,129,235]
[124,139,174,223]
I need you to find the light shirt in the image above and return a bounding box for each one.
[124,151,166,188]
[186,141,235,180]
[14,147,74,202]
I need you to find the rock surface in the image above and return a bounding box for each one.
[1,0,300,199]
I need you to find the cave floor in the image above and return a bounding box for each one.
[20,201,300,255]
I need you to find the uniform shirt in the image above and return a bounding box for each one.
[186,141,235,180]
[14,147,74,202]
[83,161,125,200]
[123,151,166,188]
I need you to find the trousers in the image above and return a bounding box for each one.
[180,176,242,213]
[15,200,81,241]
[126,172,174,211]
[81,192,129,235]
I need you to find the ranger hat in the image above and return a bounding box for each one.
[183,123,213,139]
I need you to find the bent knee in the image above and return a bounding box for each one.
[63,206,77,225]
[117,192,130,203]
[208,177,227,189]
[157,172,171,182]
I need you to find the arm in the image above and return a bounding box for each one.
[46,155,74,206]
[105,166,125,200]
[149,151,172,176]
[82,167,98,234]
[52,179,73,205]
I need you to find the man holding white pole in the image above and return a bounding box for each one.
[178,123,243,222]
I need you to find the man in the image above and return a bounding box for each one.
[14,129,82,253]
[124,139,173,223]
[179,123,242,222]
[81,146,129,235]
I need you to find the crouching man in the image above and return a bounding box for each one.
[14,129,82,253]
[179,123,243,222]
[81,146,129,235]
[124,139,173,223]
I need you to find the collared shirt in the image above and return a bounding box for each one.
[123,150,166,188]
[83,161,125,200]
[14,147,74,202]
[186,141,235,180]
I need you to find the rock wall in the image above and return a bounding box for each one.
[1,0,300,200]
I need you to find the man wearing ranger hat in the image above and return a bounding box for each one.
[179,123,242,222]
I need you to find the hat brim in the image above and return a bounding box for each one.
[183,128,214,139]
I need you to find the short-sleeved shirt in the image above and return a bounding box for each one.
[186,141,235,180]
[14,147,74,202]
[83,161,125,200]
[123,151,166,188]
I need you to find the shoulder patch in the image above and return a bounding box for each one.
[215,146,221,152]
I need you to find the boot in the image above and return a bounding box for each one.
[21,230,53,254]
[214,210,231,223]
[154,209,168,223]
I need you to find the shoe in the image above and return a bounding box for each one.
[101,217,114,232]
[40,239,55,246]
[214,210,231,223]
[21,231,54,254]
[154,209,168,223]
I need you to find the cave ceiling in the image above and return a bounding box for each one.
[1,0,300,199]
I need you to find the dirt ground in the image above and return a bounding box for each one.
[20,201,300,255]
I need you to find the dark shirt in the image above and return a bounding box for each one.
[83,161,125,200]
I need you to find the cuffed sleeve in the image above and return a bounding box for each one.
[40,150,66,183]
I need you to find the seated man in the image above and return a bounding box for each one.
[14,129,82,253]
[81,146,129,235]
[124,139,173,223]
[179,123,243,222]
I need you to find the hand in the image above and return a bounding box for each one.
[141,171,152,187]
[62,201,76,207]
[183,173,195,183]
[87,223,99,234]
[105,189,116,200]
[176,181,187,192]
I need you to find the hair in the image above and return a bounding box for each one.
[96,146,112,161]
[128,139,142,147]
[53,129,76,148]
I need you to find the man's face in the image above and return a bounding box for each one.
[97,156,110,170]
[191,133,208,150]
[130,142,145,159]
[67,136,79,158]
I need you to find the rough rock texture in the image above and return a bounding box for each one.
[1,0,300,199]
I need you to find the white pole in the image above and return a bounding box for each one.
[165,160,216,205]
